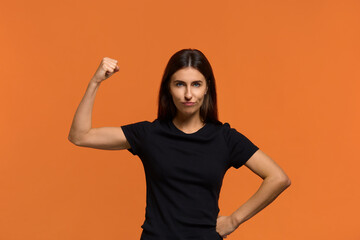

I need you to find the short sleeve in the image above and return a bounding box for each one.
[120,121,150,156]
[223,123,259,169]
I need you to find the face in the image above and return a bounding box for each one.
[169,67,208,119]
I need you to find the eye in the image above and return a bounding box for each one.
[193,82,201,87]
[175,82,184,87]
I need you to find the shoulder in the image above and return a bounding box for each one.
[120,119,158,132]
[218,122,234,135]
[219,122,246,134]
[219,122,254,143]
[220,122,235,140]
[122,119,157,126]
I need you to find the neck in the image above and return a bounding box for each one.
[172,112,205,132]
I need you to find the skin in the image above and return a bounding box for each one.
[68,58,291,239]
[169,67,208,133]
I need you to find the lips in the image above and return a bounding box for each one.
[182,102,195,106]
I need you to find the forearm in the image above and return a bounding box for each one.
[68,79,101,143]
[230,176,291,227]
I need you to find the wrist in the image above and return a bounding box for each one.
[90,77,102,85]
[230,212,244,228]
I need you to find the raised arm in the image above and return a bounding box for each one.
[67,57,130,150]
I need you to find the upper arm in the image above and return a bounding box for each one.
[71,127,131,150]
[245,149,291,184]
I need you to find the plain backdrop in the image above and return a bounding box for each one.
[1,0,359,239]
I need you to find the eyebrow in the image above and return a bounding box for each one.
[173,80,203,83]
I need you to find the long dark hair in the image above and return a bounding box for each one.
[157,49,221,125]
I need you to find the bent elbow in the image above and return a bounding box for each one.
[279,175,291,189]
[68,134,81,146]
[283,177,291,188]
[268,173,291,190]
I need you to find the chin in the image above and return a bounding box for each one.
[180,109,199,116]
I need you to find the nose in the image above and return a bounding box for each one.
[184,86,192,100]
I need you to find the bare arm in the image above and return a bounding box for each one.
[68,57,130,150]
[230,149,291,226]
[217,149,291,238]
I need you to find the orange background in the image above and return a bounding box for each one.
[1,0,359,239]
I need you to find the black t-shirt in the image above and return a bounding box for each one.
[121,119,259,240]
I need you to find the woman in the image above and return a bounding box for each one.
[68,49,291,239]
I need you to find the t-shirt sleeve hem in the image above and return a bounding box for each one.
[120,125,138,155]
[232,145,259,169]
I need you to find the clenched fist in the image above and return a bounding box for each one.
[91,57,119,83]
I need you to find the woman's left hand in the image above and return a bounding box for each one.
[216,215,238,238]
